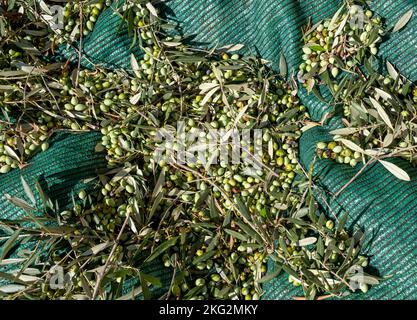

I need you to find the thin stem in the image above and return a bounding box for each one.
[91,213,130,300]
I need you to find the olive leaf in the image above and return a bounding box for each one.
[0,70,28,77]
[0,285,26,294]
[224,229,248,242]
[162,42,182,47]
[350,274,380,285]
[220,44,245,52]
[386,61,399,81]
[234,196,252,222]
[296,237,317,247]
[328,5,345,31]
[35,181,54,210]
[301,122,320,132]
[257,267,282,284]
[293,207,309,219]
[204,197,218,221]
[0,18,5,37]
[235,220,263,244]
[151,171,165,200]
[338,139,365,154]
[129,92,141,105]
[19,176,36,206]
[201,87,219,106]
[383,133,394,147]
[146,2,158,17]
[279,52,287,78]
[351,101,368,115]
[139,272,162,288]
[80,242,112,257]
[393,9,413,33]
[138,271,151,300]
[369,97,394,130]
[378,160,410,181]
[4,145,20,162]
[148,191,164,223]
[374,88,392,101]
[199,82,219,94]
[329,127,359,135]
[130,54,141,78]
[5,194,35,212]
[20,66,46,75]
[0,230,21,262]
[13,274,40,283]
[144,236,179,263]
[334,14,349,37]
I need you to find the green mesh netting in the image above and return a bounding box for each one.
[55,0,142,70]
[3,0,417,299]
[0,132,106,220]
[0,132,105,287]
[0,131,171,299]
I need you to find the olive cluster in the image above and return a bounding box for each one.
[340,71,417,118]
[58,165,148,236]
[41,243,127,300]
[313,55,417,169]
[278,218,370,293]
[0,59,66,173]
[58,69,136,130]
[0,110,57,173]
[299,6,383,85]
[0,64,63,173]
[304,5,417,169]
[59,1,110,43]
[316,141,362,167]
[0,7,52,58]
[163,247,267,300]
